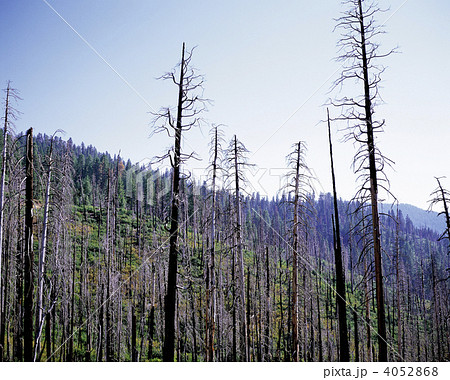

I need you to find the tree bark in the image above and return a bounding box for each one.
[327,110,350,361]
[163,43,185,362]
[34,137,54,360]
[291,141,303,362]
[0,84,10,344]
[24,127,34,362]
[357,0,387,361]
[233,135,249,361]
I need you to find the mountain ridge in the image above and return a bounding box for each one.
[379,202,445,234]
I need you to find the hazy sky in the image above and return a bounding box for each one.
[1,0,449,209]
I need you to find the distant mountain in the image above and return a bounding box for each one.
[381,203,446,234]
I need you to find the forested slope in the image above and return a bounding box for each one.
[0,131,447,362]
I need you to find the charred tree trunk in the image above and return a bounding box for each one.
[206,125,219,362]
[0,85,10,345]
[327,110,350,361]
[395,205,402,360]
[354,311,360,362]
[147,264,156,361]
[291,142,301,362]
[34,136,54,360]
[232,244,237,362]
[356,0,387,361]
[162,43,185,362]
[264,246,271,361]
[232,135,249,361]
[14,195,23,361]
[24,127,34,362]
[45,312,51,361]
[333,0,393,361]
[105,171,112,362]
[131,306,137,362]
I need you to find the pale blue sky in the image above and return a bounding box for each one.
[1,0,449,209]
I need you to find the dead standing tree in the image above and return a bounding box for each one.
[205,124,225,361]
[327,109,349,361]
[283,141,314,362]
[225,135,253,361]
[34,131,64,361]
[332,0,396,361]
[0,84,21,356]
[24,127,34,362]
[151,43,207,362]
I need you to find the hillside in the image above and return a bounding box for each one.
[0,131,448,363]
[398,203,445,233]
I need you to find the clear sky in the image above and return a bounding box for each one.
[1,0,449,209]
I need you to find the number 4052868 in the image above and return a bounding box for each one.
[383,367,438,377]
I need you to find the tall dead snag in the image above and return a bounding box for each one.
[24,127,34,362]
[332,0,396,361]
[34,132,60,361]
[284,141,314,362]
[104,169,114,362]
[0,83,21,357]
[327,109,349,361]
[206,125,224,361]
[0,86,10,330]
[394,203,402,360]
[152,43,207,362]
[225,135,251,361]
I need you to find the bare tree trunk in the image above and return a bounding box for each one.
[356,0,387,360]
[231,243,237,362]
[68,241,76,361]
[105,170,112,362]
[430,254,442,361]
[34,137,54,360]
[97,284,104,361]
[0,235,9,361]
[24,127,34,362]
[264,246,271,361]
[14,195,23,361]
[316,251,323,362]
[163,43,185,362]
[45,312,51,361]
[364,258,372,362]
[232,135,249,361]
[327,110,350,361]
[354,310,360,361]
[0,84,10,345]
[246,266,251,360]
[395,205,402,360]
[131,306,137,362]
[333,0,392,361]
[147,264,155,360]
[207,125,219,361]
[291,142,301,362]
[277,248,284,361]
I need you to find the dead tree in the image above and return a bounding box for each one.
[327,109,349,361]
[225,135,252,361]
[205,125,224,361]
[34,132,61,360]
[332,0,396,361]
[283,141,314,361]
[0,83,21,356]
[151,43,207,362]
[24,127,34,362]
[394,203,402,360]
